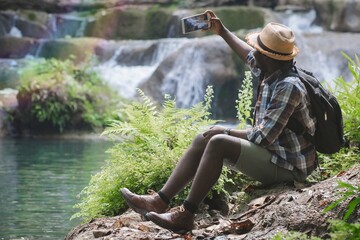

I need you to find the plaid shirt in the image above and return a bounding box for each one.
[246,66,317,176]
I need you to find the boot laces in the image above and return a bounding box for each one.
[147,189,157,195]
[169,205,185,213]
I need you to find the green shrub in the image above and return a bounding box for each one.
[73,70,258,220]
[72,71,257,221]
[72,87,222,220]
[328,220,360,239]
[272,220,360,240]
[315,148,359,179]
[310,54,360,180]
[324,181,360,221]
[272,231,321,240]
[332,53,360,144]
[13,57,120,133]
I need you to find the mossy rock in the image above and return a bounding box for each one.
[85,6,266,40]
[37,37,102,62]
[208,6,265,32]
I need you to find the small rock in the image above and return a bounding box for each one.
[92,230,111,238]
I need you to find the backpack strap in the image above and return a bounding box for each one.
[279,66,315,144]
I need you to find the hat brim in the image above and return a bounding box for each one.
[245,32,299,61]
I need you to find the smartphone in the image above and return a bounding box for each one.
[181,13,210,34]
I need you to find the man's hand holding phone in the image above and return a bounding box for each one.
[205,10,226,36]
[181,10,226,36]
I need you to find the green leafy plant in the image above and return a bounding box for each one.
[310,53,360,180]
[13,57,119,133]
[331,53,360,144]
[236,71,253,129]
[323,181,360,221]
[314,148,360,180]
[72,87,231,221]
[73,68,258,221]
[272,220,360,240]
[328,220,360,239]
[272,231,321,240]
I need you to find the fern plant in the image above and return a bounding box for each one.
[72,86,225,221]
[73,71,258,221]
[323,181,360,221]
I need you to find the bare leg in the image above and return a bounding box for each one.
[160,133,242,207]
[159,134,207,199]
[186,134,242,206]
[145,134,243,233]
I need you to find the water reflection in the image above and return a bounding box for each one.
[0,138,112,239]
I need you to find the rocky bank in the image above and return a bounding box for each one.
[65,164,360,239]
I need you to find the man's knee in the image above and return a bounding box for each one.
[191,133,207,148]
[207,135,241,161]
[207,134,228,151]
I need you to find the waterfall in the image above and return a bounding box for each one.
[48,13,90,39]
[274,9,348,85]
[274,9,323,33]
[34,39,45,58]
[95,38,190,99]
[161,40,211,108]
[7,15,22,38]
[2,7,359,114]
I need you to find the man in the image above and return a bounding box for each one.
[120,10,317,234]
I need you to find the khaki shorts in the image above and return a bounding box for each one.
[225,139,306,185]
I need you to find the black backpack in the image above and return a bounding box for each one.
[283,66,345,154]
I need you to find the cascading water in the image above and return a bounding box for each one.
[8,15,22,38]
[274,9,323,33]
[273,9,355,85]
[95,44,154,99]
[2,7,360,112]
[47,14,92,39]
[94,8,359,109]
[160,40,212,108]
[94,38,191,99]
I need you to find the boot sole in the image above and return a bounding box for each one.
[146,213,192,235]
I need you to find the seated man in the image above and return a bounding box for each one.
[120,9,317,234]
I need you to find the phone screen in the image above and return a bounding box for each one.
[181,13,210,34]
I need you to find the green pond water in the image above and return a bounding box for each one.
[0,138,112,239]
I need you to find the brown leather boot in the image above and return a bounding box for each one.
[146,206,195,234]
[120,188,169,217]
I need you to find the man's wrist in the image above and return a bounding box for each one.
[218,26,230,37]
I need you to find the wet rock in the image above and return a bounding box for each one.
[0,36,38,58]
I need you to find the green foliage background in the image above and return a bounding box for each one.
[73,71,256,221]
[332,53,360,144]
[73,87,220,220]
[13,57,120,133]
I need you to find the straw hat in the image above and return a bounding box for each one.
[245,22,299,61]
